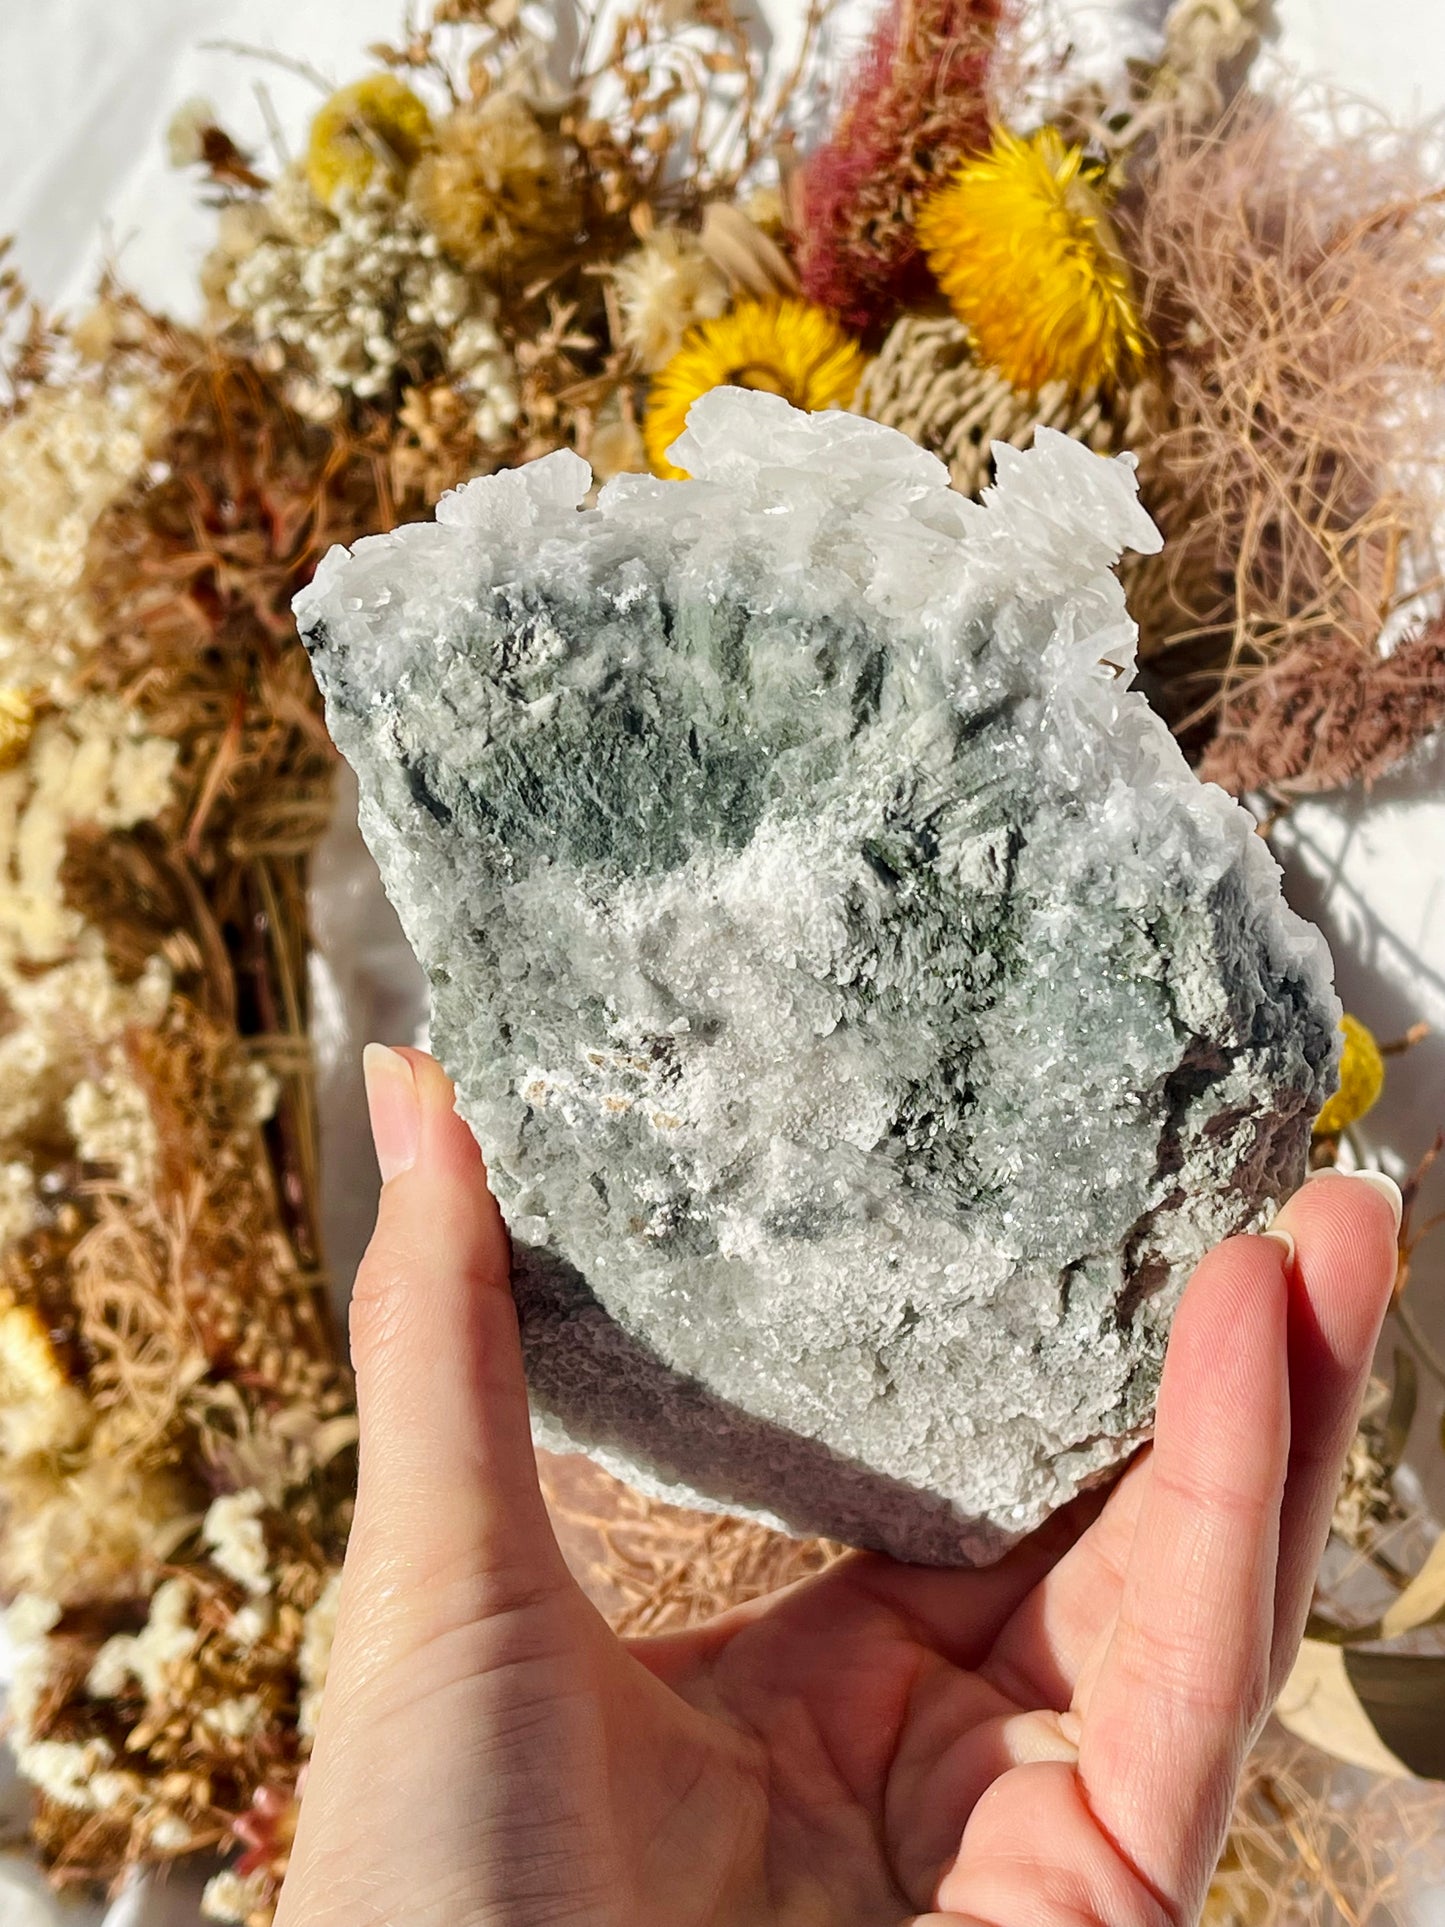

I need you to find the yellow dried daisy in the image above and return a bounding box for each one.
[410,94,577,280]
[645,299,868,480]
[306,75,433,211]
[916,126,1147,398]
[1313,1014,1386,1139]
[0,687,35,771]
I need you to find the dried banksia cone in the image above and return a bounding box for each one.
[855,313,1137,497]
[410,93,579,281]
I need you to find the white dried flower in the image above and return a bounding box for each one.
[89,1767,146,1811]
[268,162,337,247]
[202,1870,274,1923]
[614,230,729,372]
[204,1487,272,1594]
[226,185,519,439]
[297,1567,343,1740]
[148,1813,196,1851]
[1,1452,185,1605]
[0,390,149,592]
[16,1736,115,1809]
[447,313,520,442]
[0,697,177,967]
[241,1058,281,1126]
[0,384,156,698]
[5,1592,62,1739]
[87,1577,197,1701]
[0,939,170,1144]
[65,1067,158,1190]
[200,1693,265,1741]
[224,1598,273,1650]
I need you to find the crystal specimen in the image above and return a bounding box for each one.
[295,390,1338,1565]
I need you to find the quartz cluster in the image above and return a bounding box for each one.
[296,390,1338,1564]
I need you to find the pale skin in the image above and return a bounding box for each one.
[276,1045,1402,1927]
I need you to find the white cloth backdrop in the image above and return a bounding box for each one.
[2,1,1445,1920]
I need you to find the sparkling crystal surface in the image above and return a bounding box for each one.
[296,390,1338,1563]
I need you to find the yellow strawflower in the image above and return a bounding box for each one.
[915,126,1146,397]
[1313,1014,1386,1139]
[0,687,34,771]
[645,298,868,480]
[307,76,433,210]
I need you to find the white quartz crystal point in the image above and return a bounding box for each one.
[296,389,1337,1567]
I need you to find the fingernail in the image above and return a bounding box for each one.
[1348,1168,1404,1234]
[363,1043,420,1184]
[1260,1226,1296,1267]
[1002,1708,1080,1767]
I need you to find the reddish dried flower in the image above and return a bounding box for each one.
[233,1779,300,1876]
[795,0,1007,337]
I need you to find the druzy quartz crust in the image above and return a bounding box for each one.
[296,390,1338,1565]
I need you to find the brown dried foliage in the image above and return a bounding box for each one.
[69,1003,353,1459]
[72,308,413,1267]
[0,315,395,1889]
[538,1452,845,1635]
[18,996,355,1887]
[566,0,825,228]
[390,380,496,504]
[1198,618,1445,797]
[32,1544,334,1895]
[1205,1728,1445,1927]
[1119,97,1445,780]
[0,236,65,416]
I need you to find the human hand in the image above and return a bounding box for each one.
[276,1046,1400,1927]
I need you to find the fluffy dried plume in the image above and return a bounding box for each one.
[1119,95,1445,776]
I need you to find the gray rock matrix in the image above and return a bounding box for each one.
[296,390,1338,1565]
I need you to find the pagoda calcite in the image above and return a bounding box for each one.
[296,390,1337,1565]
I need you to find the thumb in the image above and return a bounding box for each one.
[345,1045,571,1634]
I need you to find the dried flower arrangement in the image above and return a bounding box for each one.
[2,0,1445,1919]
[0,295,404,1915]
